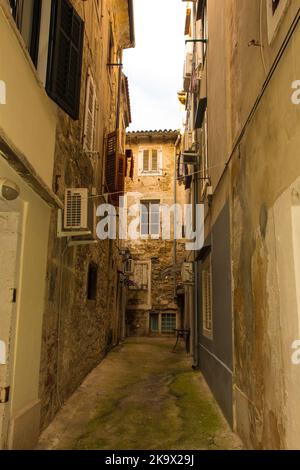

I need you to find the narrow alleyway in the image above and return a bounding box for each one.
[36,338,241,451]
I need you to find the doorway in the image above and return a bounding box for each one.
[0,211,20,449]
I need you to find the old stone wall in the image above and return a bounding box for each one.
[39,0,131,430]
[125,132,188,337]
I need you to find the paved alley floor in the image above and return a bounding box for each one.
[37,338,242,450]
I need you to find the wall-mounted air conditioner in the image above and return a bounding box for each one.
[185,131,194,151]
[57,188,94,240]
[64,188,88,229]
[182,152,198,165]
[183,52,193,92]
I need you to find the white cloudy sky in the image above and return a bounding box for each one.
[123,0,186,131]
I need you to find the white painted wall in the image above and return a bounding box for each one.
[0,2,56,188]
[0,156,51,449]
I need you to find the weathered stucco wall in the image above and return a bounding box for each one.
[231,20,300,447]
[190,0,300,449]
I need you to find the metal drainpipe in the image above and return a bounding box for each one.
[191,10,200,367]
[193,169,199,368]
[115,50,123,131]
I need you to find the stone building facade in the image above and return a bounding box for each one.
[37,0,135,436]
[181,0,300,449]
[124,130,187,337]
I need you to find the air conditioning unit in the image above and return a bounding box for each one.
[185,131,194,151]
[64,188,88,229]
[183,52,193,92]
[57,188,94,240]
[124,258,134,275]
[182,152,198,165]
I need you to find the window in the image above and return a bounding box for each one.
[83,71,98,152]
[150,313,159,333]
[129,262,149,290]
[140,200,160,237]
[46,0,84,120]
[105,131,125,207]
[9,0,42,66]
[161,313,176,333]
[138,148,162,174]
[202,254,213,338]
[87,263,98,300]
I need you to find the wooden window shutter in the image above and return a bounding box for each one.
[83,72,97,151]
[46,0,84,120]
[105,131,117,193]
[143,150,149,171]
[185,8,191,36]
[151,150,158,171]
[129,154,134,179]
[138,149,143,175]
[111,154,125,206]
[158,148,163,174]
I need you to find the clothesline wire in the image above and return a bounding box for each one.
[67,162,225,201]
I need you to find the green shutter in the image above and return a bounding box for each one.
[46,0,84,120]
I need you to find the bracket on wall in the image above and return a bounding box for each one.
[185,39,208,44]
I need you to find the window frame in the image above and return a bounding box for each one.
[161,313,177,334]
[8,0,42,67]
[83,70,98,154]
[138,147,163,175]
[140,200,161,238]
[129,261,150,291]
[46,0,84,120]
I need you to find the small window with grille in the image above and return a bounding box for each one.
[202,254,213,339]
[161,313,177,333]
